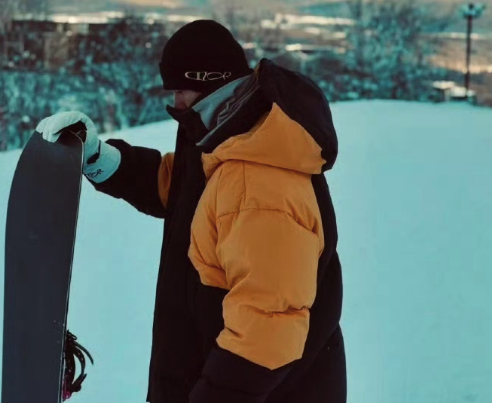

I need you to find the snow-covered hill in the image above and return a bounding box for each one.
[1,100,491,403]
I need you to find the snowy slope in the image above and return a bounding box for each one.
[1,101,491,403]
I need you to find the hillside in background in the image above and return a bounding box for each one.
[1,100,492,403]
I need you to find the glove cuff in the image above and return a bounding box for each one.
[83,141,121,183]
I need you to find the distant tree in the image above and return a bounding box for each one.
[210,0,286,49]
[17,0,50,15]
[0,0,16,67]
[0,12,176,152]
[344,0,455,100]
[66,13,170,129]
[0,69,113,151]
[346,0,366,81]
[0,0,46,150]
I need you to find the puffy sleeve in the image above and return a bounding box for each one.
[190,208,321,403]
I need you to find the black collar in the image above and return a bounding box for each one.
[166,105,209,144]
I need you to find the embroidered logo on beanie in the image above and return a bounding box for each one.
[184,71,232,82]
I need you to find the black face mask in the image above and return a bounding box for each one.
[166,104,209,145]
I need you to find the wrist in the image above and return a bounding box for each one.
[83,141,121,183]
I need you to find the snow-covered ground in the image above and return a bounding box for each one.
[1,100,491,403]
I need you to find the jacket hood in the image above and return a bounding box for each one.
[171,58,338,179]
[256,58,338,172]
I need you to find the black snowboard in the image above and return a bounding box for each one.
[2,128,85,403]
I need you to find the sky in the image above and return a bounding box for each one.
[1,99,492,403]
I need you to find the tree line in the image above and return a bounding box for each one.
[0,0,460,151]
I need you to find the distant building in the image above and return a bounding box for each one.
[432,81,477,104]
[1,12,171,70]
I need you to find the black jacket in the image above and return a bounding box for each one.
[88,59,346,403]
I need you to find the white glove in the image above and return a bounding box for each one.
[36,112,121,183]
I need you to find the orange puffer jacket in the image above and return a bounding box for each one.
[184,100,326,370]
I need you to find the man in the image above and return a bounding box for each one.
[37,20,346,403]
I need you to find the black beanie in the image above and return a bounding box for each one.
[159,20,253,95]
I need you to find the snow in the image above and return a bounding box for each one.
[450,86,476,98]
[18,11,126,24]
[17,11,204,26]
[261,14,354,30]
[274,13,354,27]
[435,32,491,41]
[1,100,492,403]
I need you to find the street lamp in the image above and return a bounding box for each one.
[461,3,486,93]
